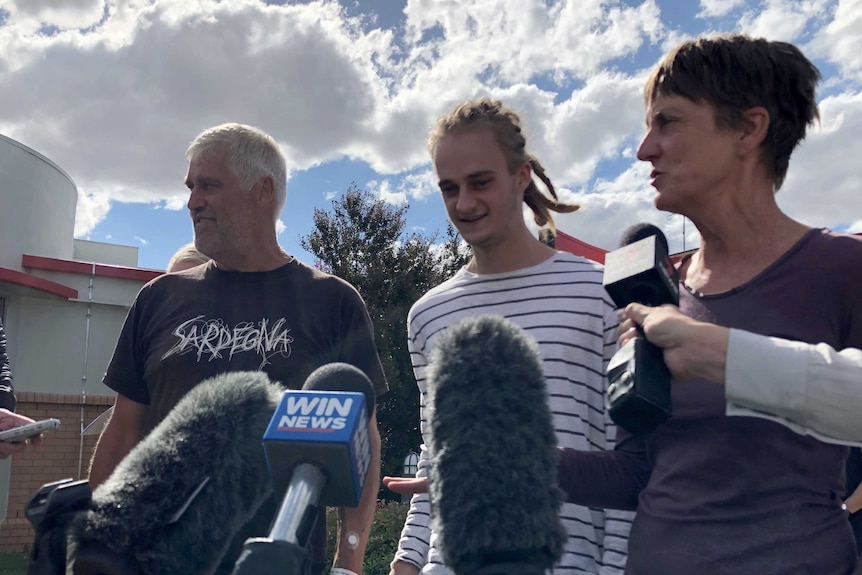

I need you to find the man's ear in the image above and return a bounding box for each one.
[256,175,275,205]
[516,161,532,195]
[738,106,770,157]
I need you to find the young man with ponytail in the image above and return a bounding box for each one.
[385,99,631,575]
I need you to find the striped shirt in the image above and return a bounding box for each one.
[393,251,632,574]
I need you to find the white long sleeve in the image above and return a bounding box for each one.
[725,328,862,445]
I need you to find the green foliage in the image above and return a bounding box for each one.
[326,501,411,575]
[0,552,27,575]
[300,185,470,487]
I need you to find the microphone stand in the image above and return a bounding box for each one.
[231,463,325,575]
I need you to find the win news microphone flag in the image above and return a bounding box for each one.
[263,362,374,512]
[425,315,566,575]
[230,363,374,575]
[69,371,283,575]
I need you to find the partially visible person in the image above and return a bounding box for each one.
[0,409,40,459]
[89,123,387,575]
[847,448,862,555]
[0,318,15,413]
[388,98,631,575]
[166,242,209,273]
[556,34,861,575]
[0,317,42,458]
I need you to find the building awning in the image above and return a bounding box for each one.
[22,254,162,282]
[0,266,78,299]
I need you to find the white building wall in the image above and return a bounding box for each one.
[73,239,139,268]
[0,134,77,270]
[0,133,156,533]
[32,269,146,308]
[0,133,153,397]
[13,297,127,397]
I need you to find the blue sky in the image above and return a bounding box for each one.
[0,0,859,270]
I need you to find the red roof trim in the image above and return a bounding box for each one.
[555,230,608,264]
[22,255,163,282]
[0,267,78,299]
[555,231,862,265]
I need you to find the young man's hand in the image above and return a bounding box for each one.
[383,476,428,495]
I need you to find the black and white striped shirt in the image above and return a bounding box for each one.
[393,251,632,574]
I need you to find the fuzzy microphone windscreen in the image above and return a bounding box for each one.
[426,314,566,575]
[70,370,283,575]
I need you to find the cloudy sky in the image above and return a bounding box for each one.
[0,0,860,270]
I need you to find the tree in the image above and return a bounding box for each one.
[300,185,470,492]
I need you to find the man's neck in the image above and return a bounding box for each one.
[214,247,293,272]
[467,236,556,275]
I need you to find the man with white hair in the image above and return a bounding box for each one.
[90,123,387,575]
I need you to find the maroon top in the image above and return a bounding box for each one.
[560,229,862,575]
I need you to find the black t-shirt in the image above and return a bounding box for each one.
[104,259,388,571]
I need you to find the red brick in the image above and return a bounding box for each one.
[0,393,111,551]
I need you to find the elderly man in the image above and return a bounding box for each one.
[90,123,387,575]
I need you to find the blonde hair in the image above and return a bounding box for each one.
[429,98,579,232]
[167,243,209,272]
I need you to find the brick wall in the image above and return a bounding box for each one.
[1,392,115,551]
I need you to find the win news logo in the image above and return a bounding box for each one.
[277,395,353,432]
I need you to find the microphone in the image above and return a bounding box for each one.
[602,223,678,434]
[425,315,566,575]
[603,222,678,308]
[68,371,283,575]
[230,362,374,575]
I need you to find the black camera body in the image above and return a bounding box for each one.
[26,478,92,575]
[602,233,679,434]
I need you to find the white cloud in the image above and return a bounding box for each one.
[356,0,664,174]
[73,188,111,237]
[160,195,188,211]
[738,0,825,41]
[779,90,862,228]
[134,236,149,246]
[536,74,648,185]
[401,0,662,84]
[0,0,668,211]
[808,0,862,83]
[0,1,385,198]
[367,179,408,205]
[276,219,286,235]
[0,0,105,32]
[366,169,437,208]
[401,169,438,201]
[698,0,746,18]
[552,160,690,253]
[3,0,861,260]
